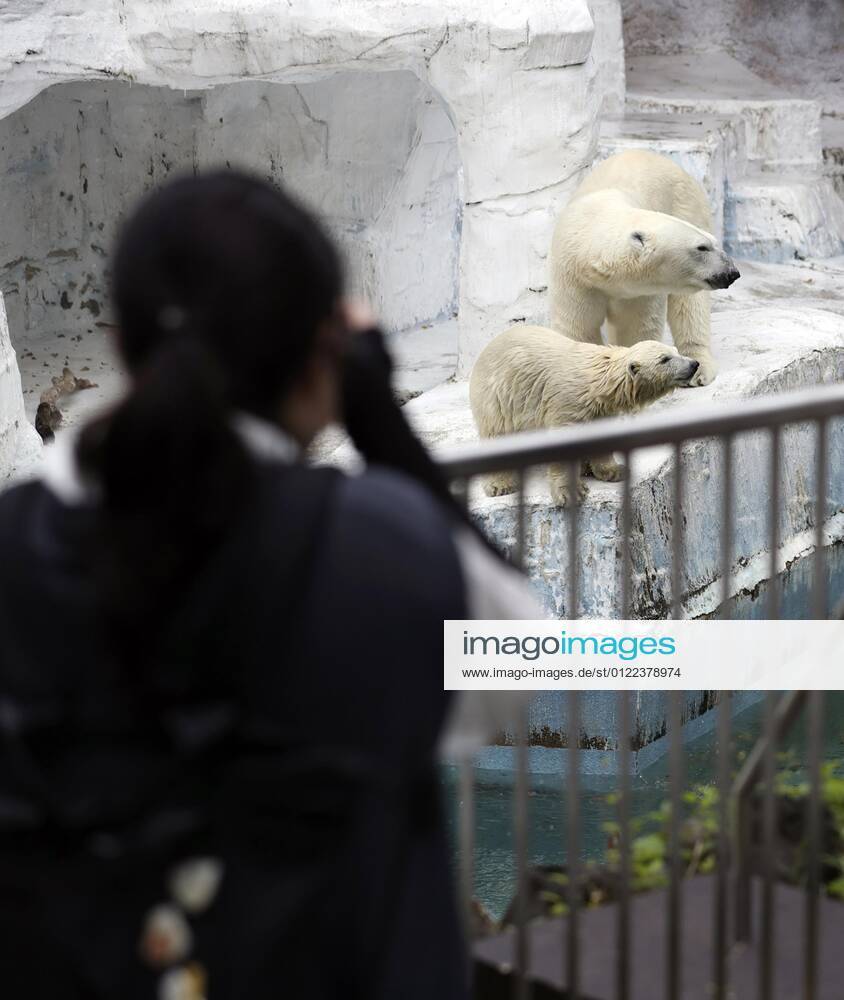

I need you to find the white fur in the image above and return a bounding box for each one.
[549,150,740,388]
[469,324,698,506]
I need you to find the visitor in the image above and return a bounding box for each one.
[0,172,539,999]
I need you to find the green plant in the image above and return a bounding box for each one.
[499,758,844,930]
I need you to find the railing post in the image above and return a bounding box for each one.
[617,690,632,1000]
[458,755,476,981]
[567,462,579,620]
[733,691,806,944]
[565,461,581,999]
[617,454,633,1000]
[671,442,684,620]
[514,703,531,1000]
[804,691,824,1000]
[667,692,684,1000]
[714,691,732,999]
[759,692,778,1000]
[768,429,781,619]
[812,420,828,619]
[735,786,753,943]
[513,469,530,1000]
[567,690,581,1000]
[515,470,527,571]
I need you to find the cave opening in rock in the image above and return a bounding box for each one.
[0,71,462,438]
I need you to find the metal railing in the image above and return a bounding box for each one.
[437,381,844,1000]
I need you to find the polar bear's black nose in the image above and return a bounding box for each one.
[708,268,740,289]
[708,262,741,289]
[689,360,700,375]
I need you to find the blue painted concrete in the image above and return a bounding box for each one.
[521,689,713,750]
[464,691,763,790]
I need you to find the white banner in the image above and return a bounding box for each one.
[444,620,844,690]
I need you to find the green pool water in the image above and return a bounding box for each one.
[444,694,844,919]
[444,544,844,919]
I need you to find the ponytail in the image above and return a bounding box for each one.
[77,337,253,660]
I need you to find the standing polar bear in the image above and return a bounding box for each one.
[549,150,740,387]
[470,325,699,506]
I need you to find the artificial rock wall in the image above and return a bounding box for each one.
[0,0,619,477]
[622,0,844,116]
[0,74,461,345]
[0,1,610,375]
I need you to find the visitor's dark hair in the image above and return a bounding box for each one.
[77,171,343,659]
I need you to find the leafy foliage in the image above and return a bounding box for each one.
[511,758,844,927]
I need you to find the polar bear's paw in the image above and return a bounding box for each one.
[687,355,718,388]
[587,455,624,482]
[549,473,588,508]
[484,473,518,497]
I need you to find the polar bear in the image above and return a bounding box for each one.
[549,150,740,388]
[469,324,699,506]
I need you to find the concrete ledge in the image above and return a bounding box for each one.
[625,52,822,174]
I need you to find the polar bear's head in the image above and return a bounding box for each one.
[622,212,740,295]
[624,341,700,403]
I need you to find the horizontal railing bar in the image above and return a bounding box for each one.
[437,383,844,479]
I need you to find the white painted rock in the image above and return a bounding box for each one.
[0,0,604,374]
[725,175,844,263]
[0,292,40,483]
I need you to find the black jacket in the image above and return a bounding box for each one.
[0,460,468,1000]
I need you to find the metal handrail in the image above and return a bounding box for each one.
[437,380,844,479]
[439,377,844,1000]
[732,690,806,941]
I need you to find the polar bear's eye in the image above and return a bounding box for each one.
[696,244,710,252]
[660,356,671,364]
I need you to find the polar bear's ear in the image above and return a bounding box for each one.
[628,361,640,376]
[630,231,647,248]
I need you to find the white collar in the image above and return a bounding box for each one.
[39,412,300,506]
[230,412,300,464]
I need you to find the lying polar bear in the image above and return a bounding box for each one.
[549,149,740,388]
[469,324,698,506]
